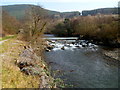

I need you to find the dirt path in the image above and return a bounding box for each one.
[0,40,8,45]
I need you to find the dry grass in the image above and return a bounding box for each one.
[0,38,40,88]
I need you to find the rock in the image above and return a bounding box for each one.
[47,46,53,50]
[51,45,55,47]
[17,46,55,88]
[72,42,75,44]
[40,76,49,88]
[47,45,54,50]
[17,55,41,67]
[17,62,30,69]
[44,43,55,52]
[103,50,119,60]
[51,40,55,43]
[45,48,51,52]
[20,48,34,58]
[21,66,43,75]
[82,45,86,47]
[48,62,54,65]
[17,58,34,68]
[65,44,71,47]
[75,46,80,48]
[88,43,92,47]
[61,46,65,50]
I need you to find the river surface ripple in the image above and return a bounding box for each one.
[44,36,119,88]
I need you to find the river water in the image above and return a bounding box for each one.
[44,35,119,88]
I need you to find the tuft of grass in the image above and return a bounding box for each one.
[1,38,40,88]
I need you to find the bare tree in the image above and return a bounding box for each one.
[19,5,48,56]
[23,5,47,45]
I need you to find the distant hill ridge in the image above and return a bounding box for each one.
[82,8,118,16]
[2,4,80,20]
[2,4,119,20]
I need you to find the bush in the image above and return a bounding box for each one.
[51,15,119,44]
[52,18,74,37]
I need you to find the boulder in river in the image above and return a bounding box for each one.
[47,45,54,50]
[75,46,80,48]
[45,48,51,52]
[82,45,86,47]
[61,46,65,50]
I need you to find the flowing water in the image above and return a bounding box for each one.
[44,35,119,88]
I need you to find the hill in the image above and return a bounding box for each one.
[82,8,118,16]
[2,4,80,20]
[2,4,118,20]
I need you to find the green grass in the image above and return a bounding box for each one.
[0,35,17,41]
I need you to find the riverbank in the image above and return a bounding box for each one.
[1,38,56,88]
[102,48,119,63]
[78,36,120,48]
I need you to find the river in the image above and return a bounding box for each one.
[44,35,119,88]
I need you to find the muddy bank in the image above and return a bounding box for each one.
[103,50,119,61]
[102,48,120,66]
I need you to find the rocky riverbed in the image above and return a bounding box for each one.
[44,39,119,62]
[44,39,98,52]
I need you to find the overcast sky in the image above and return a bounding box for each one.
[1,0,119,12]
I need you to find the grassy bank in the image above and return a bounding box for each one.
[1,38,40,88]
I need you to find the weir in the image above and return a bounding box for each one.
[43,37,78,40]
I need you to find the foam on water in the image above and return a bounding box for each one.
[48,39,98,52]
